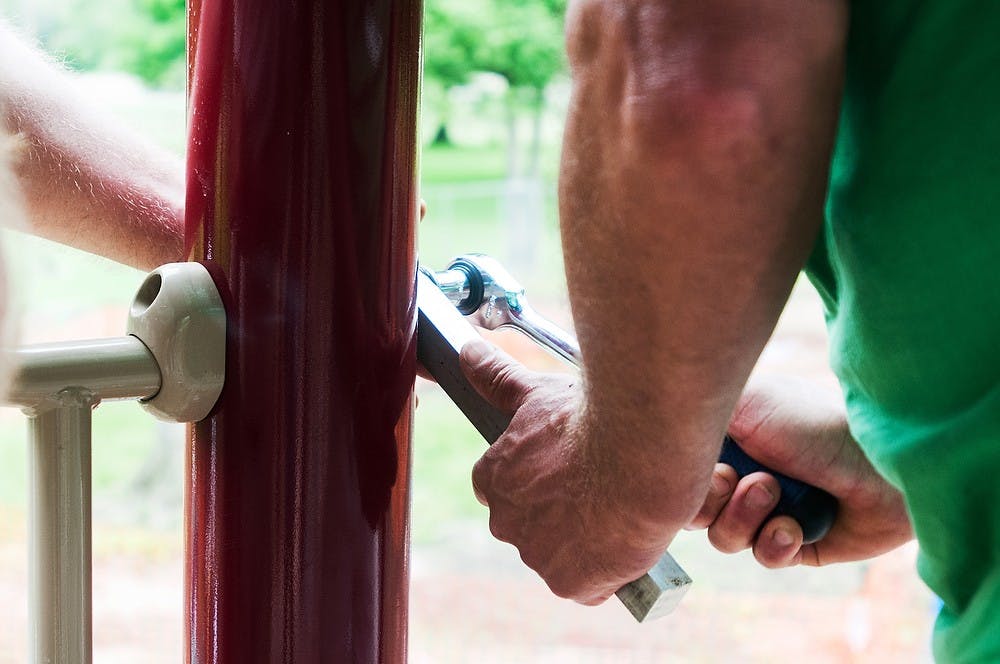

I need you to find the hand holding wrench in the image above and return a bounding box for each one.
[416,256,838,620]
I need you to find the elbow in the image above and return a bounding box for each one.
[624,85,773,174]
[566,0,844,172]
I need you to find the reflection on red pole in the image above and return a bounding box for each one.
[184,1,421,661]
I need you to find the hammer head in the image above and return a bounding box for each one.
[615,554,693,622]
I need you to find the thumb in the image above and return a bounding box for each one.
[460,338,536,415]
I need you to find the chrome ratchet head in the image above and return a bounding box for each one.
[437,254,582,365]
[440,254,525,322]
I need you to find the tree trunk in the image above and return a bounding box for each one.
[505,87,519,179]
[432,123,451,146]
[527,87,545,178]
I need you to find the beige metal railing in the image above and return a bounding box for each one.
[4,263,225,664]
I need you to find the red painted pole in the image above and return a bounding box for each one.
[183,1,421,661]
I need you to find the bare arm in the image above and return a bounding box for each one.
[559,1,848,535]
[0,21,184,270]
[463,0,851,603]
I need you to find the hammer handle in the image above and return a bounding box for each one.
[718,436,837,543]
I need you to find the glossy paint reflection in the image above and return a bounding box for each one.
[184,1,421,661]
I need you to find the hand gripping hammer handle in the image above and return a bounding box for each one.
[434,256,838,546]
[417,269,691,621]
[416,265,838,621]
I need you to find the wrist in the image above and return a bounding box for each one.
[574,399,713,545]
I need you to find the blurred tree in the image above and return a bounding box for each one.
[423,0,480,145]
[470,0,566,176]
[423,0,567,168]
[116,0,186,88]
[31,0,185,89]
[475,0,566,91]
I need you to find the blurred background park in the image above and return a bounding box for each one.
[0,0,935,661]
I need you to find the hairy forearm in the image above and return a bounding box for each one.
[560,1,847,533]
[0,22,183,270]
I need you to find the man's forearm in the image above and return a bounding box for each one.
[0,22,183,270]
[560,1,848,535]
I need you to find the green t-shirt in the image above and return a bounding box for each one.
[806,3,1000,661]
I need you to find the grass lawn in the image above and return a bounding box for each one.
[421,142,562,184]
[411,387,489,543]
[0,401,160,508]
[421,144,508,183]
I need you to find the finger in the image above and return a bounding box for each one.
[576,589,614,607]
[416,360,433,381]
[487,508,515,544]
[752,515,804,568]
[471,454,491,507]
[460,338,537,415]
[797,542,823,567]
[707,472,780,554]
[544,572,606,604]
[686,463,739,530]
[544,566,615,606]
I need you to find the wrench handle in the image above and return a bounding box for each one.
[718,436,837,543]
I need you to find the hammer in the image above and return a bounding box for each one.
[416,255,837,622]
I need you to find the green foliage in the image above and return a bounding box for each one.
[423,0,481,88]
[116,0,186,88]
[473,0,566,90]
[35,0,185,89]
[17,0,568,93]
[422,0,567,154]
[424,0,567,91]
[422,143,508,183]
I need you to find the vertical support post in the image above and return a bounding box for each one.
[27,392,95,664]
[185,1,421,662]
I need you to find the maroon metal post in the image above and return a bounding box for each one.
[183,1,421,661]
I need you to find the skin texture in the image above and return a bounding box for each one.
[463,0,912,605]
[0,129,20,385]
[0,21,184,271]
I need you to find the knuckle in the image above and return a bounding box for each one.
[753,544,793,570]
[687,506,716,531]
[492,364,529,403]
[545,575,580,600]
[715,463,740,491]
[487,513,512,544]
[470,470,487,502]
[578,591,611,607]
[471,456,488,487]
[707,525,749,555]
[471,451,499,494]
[752,518,803,569]
[755,553,785,570]
[735,475,779,518]
[488,361,518,391]
[517,547,543,573]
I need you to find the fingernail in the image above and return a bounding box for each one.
[710,472,731,496]
[748,484,776,510]
[772,527,795,548]
[462,339,491,367]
